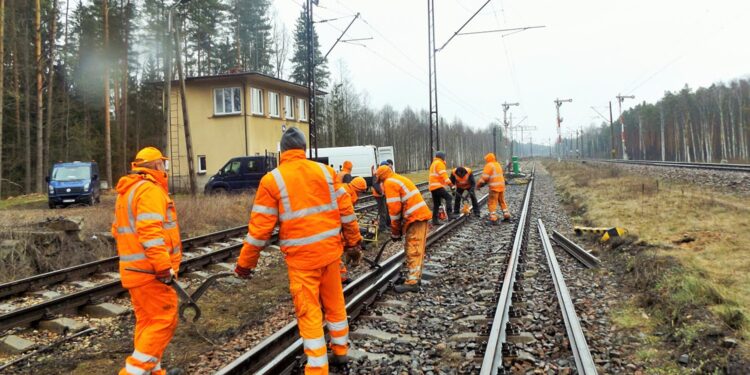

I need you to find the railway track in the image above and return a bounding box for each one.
[599,159,750,173]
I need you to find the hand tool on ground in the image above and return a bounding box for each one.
[362,238,392,269]
[125,268,233,322]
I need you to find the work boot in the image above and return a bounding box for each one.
[394,283,420,293]
[166,368,185,375]
[432,217,440,225]
[329,353,349,366]
[503,211,511,221]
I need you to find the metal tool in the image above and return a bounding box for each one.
[125,267,233,322]
[362,238,392,269]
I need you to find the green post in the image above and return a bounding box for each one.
[512,156,520,174]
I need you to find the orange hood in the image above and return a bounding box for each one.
[484,153,497,163]
[116,168,167,195]
[280,149,307,164]
[375,165,394,181]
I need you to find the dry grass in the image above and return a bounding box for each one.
[546,160,750,357]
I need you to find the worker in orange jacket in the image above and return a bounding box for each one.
[428,151,455,224]
[372,161,392,231]
[376,165,432,293]
[112,147,182,375]
[339,176,368,283]
[234,128,363,374]
[336,160,353,183]
[476,152,510,222]
[450,167,480,217]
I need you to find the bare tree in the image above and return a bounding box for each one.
[272,19,290,79]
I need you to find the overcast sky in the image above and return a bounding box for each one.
[274,0,750,146]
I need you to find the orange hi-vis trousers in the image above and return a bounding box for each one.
[488,190,508,218]
[289,259,349,374]
[119,280,178,375]
[404,220,429,285]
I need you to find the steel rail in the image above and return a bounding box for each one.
[598,159,750,173]
[551,230,600,268]
[0,225,248,300]
[0,179,445,332]
[215,192,491,375]
[538,219,597,374]
[479,172,534,375]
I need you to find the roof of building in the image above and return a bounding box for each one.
[158,71,327,95]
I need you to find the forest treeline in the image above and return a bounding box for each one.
[567,81,750,163]
[0,0,508,199]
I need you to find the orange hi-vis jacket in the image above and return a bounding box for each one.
[112,168,182,289]
[452,168,473,190]
[237,149,362,271]
[429,158,452,191]
[479,153,506,192]
[342,183,359,205]
[378,167,433,236]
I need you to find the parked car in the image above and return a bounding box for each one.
[46,161,101,208]
[316,145,380,186]
[204,155,277,194]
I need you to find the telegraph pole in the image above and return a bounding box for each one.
[427,0,438,163]
[502,102,519,161]
[306,0,318,158]
[554,98,572,161]
[660,104,666,161]
[616,93,634,160]
[609,101,615,159]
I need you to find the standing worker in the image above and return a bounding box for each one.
[428,151,455,224]
[372,161,391,231]
[112,147,182,375]
[376,165,432,293]
[233,128,363,374]
[339,176,368,283]
[450,166,480,217]
[336,160,353,183]
[476,152,510,222]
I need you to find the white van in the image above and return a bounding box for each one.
[377,146,395,171]
[317,146,379,186]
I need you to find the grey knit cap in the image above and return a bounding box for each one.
[280,127,307,151]
[435,151,446,160]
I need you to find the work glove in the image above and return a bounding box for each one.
[476,181,484,189]
[155,268,175,285]
[234,264,254,280]
[344,243,363,266]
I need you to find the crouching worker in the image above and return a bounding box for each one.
[340,176,368,283]
[233,128,363,373]
[112,147,183,375]
[375,165,432,293]
[450,166,480,217]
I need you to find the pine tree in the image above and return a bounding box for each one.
[234,0,273,74]
[289,3,328,89]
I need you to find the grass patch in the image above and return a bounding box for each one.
[0,193,47,210]
[545,160,750,369]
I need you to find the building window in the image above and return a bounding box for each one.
[269,92,280,118]
[213,87,241,115]
[298,98,307,121]
[251,87,264,115]
[284,96,295,119]
[197,155,207,174]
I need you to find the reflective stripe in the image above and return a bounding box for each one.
[126,181,148,230]
[307,354,328,367]
[389,214,402,221]
[120,253,147,262]
[330,334,349,345]
[336,187,348,198]
[271,169,291,214]
[244,233,267,247]
[340,214,357,224]
[317,163,339,206]
[132,349,158,363]
[170,245,181,255]
[252,204,279,215]
[386,177,409,194]
[386,197,401,203]
[303,336,327,350]
[429,173,440,177]
[404,201,427,217]
[407,274,420,280]
[279,202,338,221]
[481,173,489,178]
[429,182,443,187]
[141,238,165,248]
[163,221,177,229]
[153,362,162,371]
[327,320,348,331]
[489,182,504,186]
[136,213,164,222]
[125,363,148,375]
[279,227,341,247]
[401,188,419,201]
[117,227,134,234]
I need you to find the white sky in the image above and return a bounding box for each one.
[274,0,750,146]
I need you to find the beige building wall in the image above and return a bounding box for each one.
[167,75,309,192]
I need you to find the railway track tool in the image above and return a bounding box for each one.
[125,268,233,322]
[362,238,392,269]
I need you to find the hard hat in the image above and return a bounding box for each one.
[134,147,168,164]
[343,160,353,170]
[280,127,306,151]
[350,177,367,192]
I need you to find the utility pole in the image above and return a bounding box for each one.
[638,111,644,160]
[173,14,197,196]
[616,93,634,160]
[306,0,318,158]
[660,104,666,161]
[609,101,615,159]
[554,98,572,161]
[427,0,438,163]
[502,102,519,161]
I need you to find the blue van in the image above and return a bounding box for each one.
[46,162,101,208]
[204,156,277,194]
